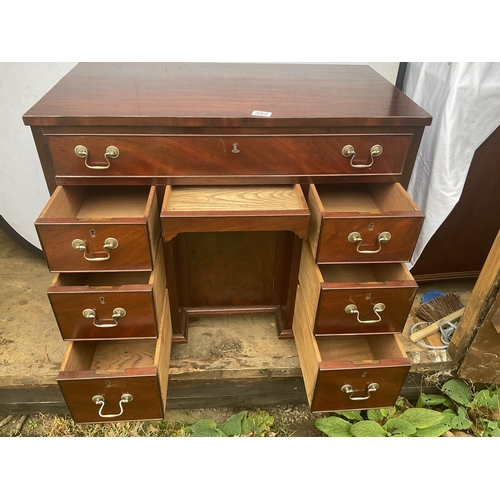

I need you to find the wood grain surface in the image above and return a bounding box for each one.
[23,63,431,127]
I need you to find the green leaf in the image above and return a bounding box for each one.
[441,379,472,407]
[416,393,450,408]
[483,420,500,437]
[383,417,417,436]
[252,411,274,429]
[413,423,451,437]
[450,406,472,430]
[252,412,274,436]
[367,409,385,421]
[334,410,363,421]
[399,408,445,429]
[189,419,218,435]
[190,427,227,437]
[366,407,395,421]
[219,411,247,436]
[440,409,457,426]
[315,417,352,437]
[472,389,492,408]
[350,421,388,437]
[241,416,255,436]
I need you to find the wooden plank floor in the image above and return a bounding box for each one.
[0,228,474,415]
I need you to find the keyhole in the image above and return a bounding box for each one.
[106,381,111,387]
[366,293,371,300]
[90,229,96,238]
[368,223,374,231]
[100,297,105,305]
[361,372,367,378]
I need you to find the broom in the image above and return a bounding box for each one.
[415,292,463,323]
[410,292,464,343]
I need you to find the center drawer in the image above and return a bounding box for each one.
[57,294,172,424]
[35,185,160,272]
[299,241,417,335]
[44,133,412,180]
[293,285,410,412]
[160,184,310,241]
[47,240,166,341]
[307,183,424,263]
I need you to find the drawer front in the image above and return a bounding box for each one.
[58,373,163,423]
[316,216,423,264]
[46,134,412,179]
[316,286,416,335]
[49,289,158,341]
[312,364,410,412]
[37,224,155,272]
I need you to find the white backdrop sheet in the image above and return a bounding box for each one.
[403,62,500,268]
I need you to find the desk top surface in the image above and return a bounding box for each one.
[23,63,431,128]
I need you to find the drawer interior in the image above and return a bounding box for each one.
[61,339,157,373]
[316,335,407,364]
[52,271,152,288]
[319,262,414,284]
[315,183,420,214]
[164,184,307,213]
[41,186,153,220]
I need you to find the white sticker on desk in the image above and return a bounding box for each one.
[252,110,272,117]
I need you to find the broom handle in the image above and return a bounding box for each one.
[410,309,464,342]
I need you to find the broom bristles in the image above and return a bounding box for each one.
[415,292,463,323]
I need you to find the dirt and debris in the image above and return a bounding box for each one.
[0,404,326,437]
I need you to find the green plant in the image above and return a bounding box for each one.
[418,379,500,437]
[187,410,275,437]
[315,379,500,437]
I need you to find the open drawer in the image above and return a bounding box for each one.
[293,285,410,412]
[160,184,310,241]
[307,183,423,263]
[47,240,166,341]
[57,294,172,424]
[35,185,160,272]
[299,242,417,335]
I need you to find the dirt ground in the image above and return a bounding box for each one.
[0,404,326,437]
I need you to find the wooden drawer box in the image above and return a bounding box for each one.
[45,133,412,180]
[47,241,166,341]
[57,295,172,424]
[293,285,410,412]
[299,242,417,335]
[307,183,424,263]
[35,185,160,272]
[161,184,310,241]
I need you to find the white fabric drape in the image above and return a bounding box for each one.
[403,62,500,268]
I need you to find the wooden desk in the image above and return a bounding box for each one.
[24,63,431,422]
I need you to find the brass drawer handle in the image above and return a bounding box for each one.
[72,237,119,261]
[82,307,126,328]
[74,145,119,170]
[341,383,379,401]
[92,394,133,418]
[348,231,391,254]
[342,144,383,168]
[345,303,385,323]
